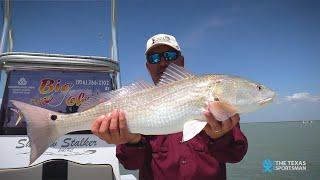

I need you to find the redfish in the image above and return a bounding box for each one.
[11,64,275,164]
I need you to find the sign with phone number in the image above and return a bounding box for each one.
[4,70,112,128]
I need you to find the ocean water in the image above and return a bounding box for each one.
[120,121,320,179]
[227,121,319,180]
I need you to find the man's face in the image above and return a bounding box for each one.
[146,45,184,84]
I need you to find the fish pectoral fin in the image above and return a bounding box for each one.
[208,101,238,121]
[182,120,207,142]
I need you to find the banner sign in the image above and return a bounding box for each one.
[3,70,112,128]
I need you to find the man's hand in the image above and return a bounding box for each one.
[203,102,240,139]
[91,109,142,145]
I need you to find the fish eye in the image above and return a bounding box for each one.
[257,85,262,91]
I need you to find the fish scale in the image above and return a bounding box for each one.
[123,78,206,134]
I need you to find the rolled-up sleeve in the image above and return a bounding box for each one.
[207,123,248,163]
[116,137,151,170]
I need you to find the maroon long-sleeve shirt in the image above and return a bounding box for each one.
[116,124,248,180]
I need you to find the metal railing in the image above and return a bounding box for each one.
[0,0,12,54]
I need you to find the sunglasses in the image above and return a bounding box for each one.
[147,51,180,64]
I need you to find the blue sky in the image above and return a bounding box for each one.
[1,0,320,122]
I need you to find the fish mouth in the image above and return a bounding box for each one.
[258,97,273,106]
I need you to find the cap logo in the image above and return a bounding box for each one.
[152,36,171,44]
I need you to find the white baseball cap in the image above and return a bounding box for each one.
[145,33,181,54]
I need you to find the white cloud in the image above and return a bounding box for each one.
[284,92,320,102]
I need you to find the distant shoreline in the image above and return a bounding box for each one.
[241,120,319,124]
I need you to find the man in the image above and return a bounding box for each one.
[91,34,248,180]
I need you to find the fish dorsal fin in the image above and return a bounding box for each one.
[78,80,154,112]
[158,63,194,86]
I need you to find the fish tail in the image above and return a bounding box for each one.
[10,100,64,165]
